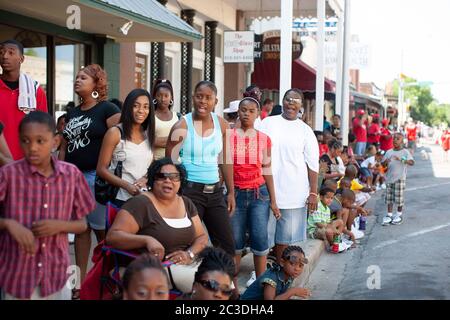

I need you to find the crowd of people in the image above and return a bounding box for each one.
[0,39,418,301]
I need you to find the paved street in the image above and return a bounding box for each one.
[307,141,450,299]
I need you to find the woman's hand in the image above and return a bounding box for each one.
[306,193,318,213]
[125,182,141,196]
[134,177,148,190]
[166,250,192,265]
[227,193,236,216]
[145,237,165,260]
[270,202,282,220]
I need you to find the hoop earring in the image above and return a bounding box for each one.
[170,100,174,106]
[91,91,99,99]
[152,99,158,106]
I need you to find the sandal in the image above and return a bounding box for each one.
[72,289,80,300]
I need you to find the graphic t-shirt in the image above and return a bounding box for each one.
[382,148,414,183]
[63,101,120,171]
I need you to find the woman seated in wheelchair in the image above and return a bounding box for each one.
[106,157,208,294]
[122,253,170,300]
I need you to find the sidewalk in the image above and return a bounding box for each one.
[236,191,380,294]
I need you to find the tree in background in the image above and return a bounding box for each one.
[391,77,448,126]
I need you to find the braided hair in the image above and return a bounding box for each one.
[281,245,306,260]
[194,247,235,282]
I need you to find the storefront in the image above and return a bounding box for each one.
[0,0,201,116]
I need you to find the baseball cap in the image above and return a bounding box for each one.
[223,100,240,113]
[372,113,380,118]
[382,118,389,126]
[356,109,365,116]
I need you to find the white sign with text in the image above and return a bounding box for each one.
[224,31,254,63]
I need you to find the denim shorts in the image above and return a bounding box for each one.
[360,167,372,178]
[83,170,106,231]
[355,142,367,156]
[230,184,271,256]
[268,207,307,247]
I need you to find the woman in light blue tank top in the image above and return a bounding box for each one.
[166,81,236,257]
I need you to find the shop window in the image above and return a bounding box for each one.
[135,53,148,89]
[215,33,222,58]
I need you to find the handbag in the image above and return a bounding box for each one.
[95,126,125,205]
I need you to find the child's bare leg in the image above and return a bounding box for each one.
[347,209,358,230]
[336,208,349,227]
[332,219,344,233]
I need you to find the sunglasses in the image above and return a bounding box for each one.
[197,279,233,297]
[155,172,181,182]
[286,98,302,105]
[285,255,308,267]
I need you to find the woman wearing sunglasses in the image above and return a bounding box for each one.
[106,157,208,293]
[180,247,235,300]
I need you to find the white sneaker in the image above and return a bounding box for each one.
[382,215,392,226]
[338,242,348,252]
[391,214,403,225]
[381,183,387,190]
[342,237,354,248]
[351,225,365,239]
[376,186,382,191]
[353,216,360,230]
[246,271,257,287]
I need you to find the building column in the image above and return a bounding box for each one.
[314,0,326,130]
[341,0,352,146]
[204,21,218,82]
[180,9,195,115]
[150,0,168,89]
[279,0,293,105]
[335,9,345,117]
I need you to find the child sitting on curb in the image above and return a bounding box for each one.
[339,164,374,207]
[240,246,310,300]
[307,187,349,251]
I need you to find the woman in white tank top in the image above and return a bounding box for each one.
[152,79,178,160]
[97,89,155,207]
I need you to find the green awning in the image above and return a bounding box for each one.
[74,0,202,42]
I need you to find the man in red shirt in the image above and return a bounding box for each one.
[367,114,381,148]
[379,118,394,152]
[0,40,48,160]
[405,118,418,155]
[352,109,367,155]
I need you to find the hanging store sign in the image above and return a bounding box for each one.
[224,31,254,63]
[261,30,303,60]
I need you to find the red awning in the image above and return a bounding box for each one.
[251,59,335,92]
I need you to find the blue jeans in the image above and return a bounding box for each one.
[355,142,367,156]
[230,184,271,256]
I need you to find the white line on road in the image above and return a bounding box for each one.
[373,222,450,250]
[405,181,450,192]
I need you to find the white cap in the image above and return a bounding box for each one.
[223,100,240,113]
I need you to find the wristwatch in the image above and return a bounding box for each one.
[187,249,195,260]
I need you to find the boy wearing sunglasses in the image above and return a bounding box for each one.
[241,246,310,300]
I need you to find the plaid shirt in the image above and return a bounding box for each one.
[307,201,331,234]
[0,158,95,299]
